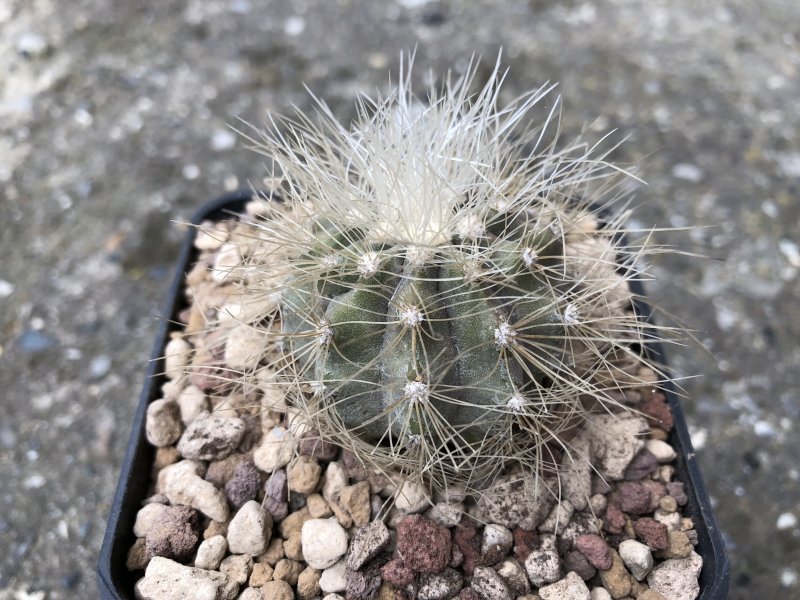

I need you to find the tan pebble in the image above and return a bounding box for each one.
[297,566,322,600]
[164,336,192,380]
[340,481,372,527]
[628,577,649,596]
[250,561,274,586]
[194,220,229,251]
[329,498,354,528]
[278,506,312,538]
[284,530,304,561]
[261,580,295,600]
[307,493,333,518]
[653,509,682,531]
[273,558,304,586]
[662,530,692,559]
[648,428,668,442]
[656,466,674,483]
[645,440,677,464]
[638,590,667,600]
[204,519,228,540]
[287,455,322,494]
[599,550,632,599]
[219,553,253,585]
[658,496,677,513]
[375,583,395,600]
[680,517,694,531]
[257,537,285,566]
[126,538,148,571]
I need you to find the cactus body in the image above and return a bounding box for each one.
[212,57,672,497]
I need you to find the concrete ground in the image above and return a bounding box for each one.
[1,0,798,598]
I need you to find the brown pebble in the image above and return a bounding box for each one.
[563,549,596,580]
[287,455,322,494]
[205,453,248,487]
[307,493,333,518]
[658,496,677,513]
[298,430,339,461]
[203,519,228,540]
[638,590,668,600]
[284,530,304,561]
[278,506,312,538]
[381,558,415,587]
[640,480,667,512]
[273,558,304,586]
[297,566,322,600]
[249,561,274,586]
[624,450,659,481]
[340,481,372,527]
[512,527,538,562]
[649,428,669,441]
[454,520,483,573]
[662,530,692,559]
[257,537,285,566]
[153,447,181,472]
[599,549,632,599]
[126,538,148,571]
[666,482,688,506]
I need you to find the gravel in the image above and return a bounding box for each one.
[2,2,799,598]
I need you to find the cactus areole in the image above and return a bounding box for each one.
[236,57,666,494]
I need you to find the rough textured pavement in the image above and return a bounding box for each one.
[1,1,798,598]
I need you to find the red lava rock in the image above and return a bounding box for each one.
[633,518,669,551]
[666,481,688,506]
[512,528,538,562]
[381,559,416,587]
[641,479,668,512]
[145,505,200,562]
[641,393,674,431]
[299,430,339,461]
[603,502,626,534]
[563,549,597,581]
[616,482,651,515]
[458,590,481,600]
[396,515,451,574]
[575,534,613,571]
[453,521,482,574]
[224,460,261,509]
[624,449,659,481]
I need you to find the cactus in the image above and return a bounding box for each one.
[219,58,670,496]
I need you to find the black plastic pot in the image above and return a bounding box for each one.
[97,191,730,599]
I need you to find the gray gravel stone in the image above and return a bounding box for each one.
[177,411,246,461]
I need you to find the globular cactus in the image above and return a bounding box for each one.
[223,58,668,496]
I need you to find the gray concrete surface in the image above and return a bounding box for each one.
[1,0,798,598]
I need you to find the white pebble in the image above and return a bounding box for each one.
[481,524,513,555]
[253,427,296,473]
[164,336,192,380]
[177,385,209,425]
[224,324,266,371]
[133,503,168,537]
[301,518,348,569]
[319,560,347,593]
[159,460,229,523]
[647,550,703,600]
[590,588,612,600]
[195,535,228,570]
[538,571,590,600]
[394,479,430,513]
[524,548,561,587]
[646,439,677,463]
[618,539,654,581]
[227,501,272,556]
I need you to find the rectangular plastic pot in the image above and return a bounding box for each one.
[97,191,730,599]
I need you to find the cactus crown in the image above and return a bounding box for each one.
[226,58,669,498]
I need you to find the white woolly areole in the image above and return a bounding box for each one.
[404,381,429,404]
[399,306,424,328]
[562,303,580,325]
[455,213,486,239]
[310,380,327,397]
[406,434,421,448]
[522,247,538,268]
[322,253,342,269]
[357,251,380,277]
[494,322,518,348]
[507,394,526,413]
[317,323,333,346]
